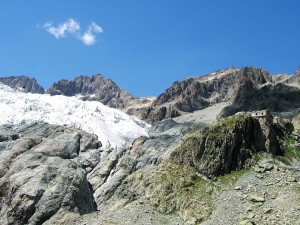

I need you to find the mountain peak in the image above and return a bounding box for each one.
[140,66,300,123]
[0,75,45,94]
[47,74,132,108]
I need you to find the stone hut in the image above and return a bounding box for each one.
[250,110,269,118]
[250,109,273,124]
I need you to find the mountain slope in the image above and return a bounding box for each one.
[0,83,149,149]
[2,66,299,125]
[284,67,300,86]
[0,75,45,94]
[64,113,299,225]
[47,74,132,109]
[142,66,300,123]
[220,68,300,117]
[46,74,156,118]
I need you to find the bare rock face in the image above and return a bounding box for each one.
[79,113,295,225]
[171,113,291,176]
[0,122,101,225]
[284,67,300,85]
[47,74,132,109]
[220,68,300,117]
[140,66,300,124]
[0,76,45,94]
[86,118,202,212]
[143,67,274,123]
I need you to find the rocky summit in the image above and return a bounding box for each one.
[141,66,300,123]
[46,74,132,109]
[1,66,300,225]
[0,76,45,94]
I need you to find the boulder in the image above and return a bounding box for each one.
[0,122,101,225]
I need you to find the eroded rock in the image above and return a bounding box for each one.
[0,122,101,225]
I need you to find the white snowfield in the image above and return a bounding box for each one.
[0,83,150,149]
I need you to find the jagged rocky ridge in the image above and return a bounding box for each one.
[0,76,45,94]
[141,67,300,123]
[46,74,155,116]
[47,74,132,109]
[3,66,300,125]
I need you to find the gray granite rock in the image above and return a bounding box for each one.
[0,122,101,225]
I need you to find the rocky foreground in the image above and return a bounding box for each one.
[0,122,100,225]
[1,110,300,225]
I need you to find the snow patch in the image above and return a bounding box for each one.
[196,68,239,83]
[0,82,150,149]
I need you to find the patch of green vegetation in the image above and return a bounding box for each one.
[252,153,263,163]
[174,133,201,154]
[148,163,216,223]
[175,114,250,155]
[275,156,291,165]
[284,146,300,158]
[288,137,296,145]
[206,114,249,139]
[148,162,250,223]
[251,151,272,165]
[283,137,300,158]
[217,169,250,187]
[275,136,300,165]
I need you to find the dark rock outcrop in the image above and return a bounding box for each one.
[220,68,300,117]
[47,74,132,109]
[0,122,101,225]
[171,113,292,176]
[144,67,274,123]
[0,76,45,94]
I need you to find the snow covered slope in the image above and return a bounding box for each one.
[0,82,150,148]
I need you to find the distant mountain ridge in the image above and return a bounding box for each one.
[2,66,300,124]
[141,66,300,123]
[0,75,45,94]
[46,74,132,109]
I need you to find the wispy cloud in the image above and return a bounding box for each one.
[42,18,103,46]
[81,22,103,45]
[43,18,80,38]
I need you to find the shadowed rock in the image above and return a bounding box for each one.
[171,113,292,176]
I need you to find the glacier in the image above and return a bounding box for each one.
[0,82,150,149]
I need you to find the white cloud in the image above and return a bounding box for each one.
[91,22,104,33]
[80,21,103,45]
[42,18,103,46]
[81,32,96,45]
[43,18,80,38]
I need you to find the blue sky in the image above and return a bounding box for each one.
[0,0,300,96]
